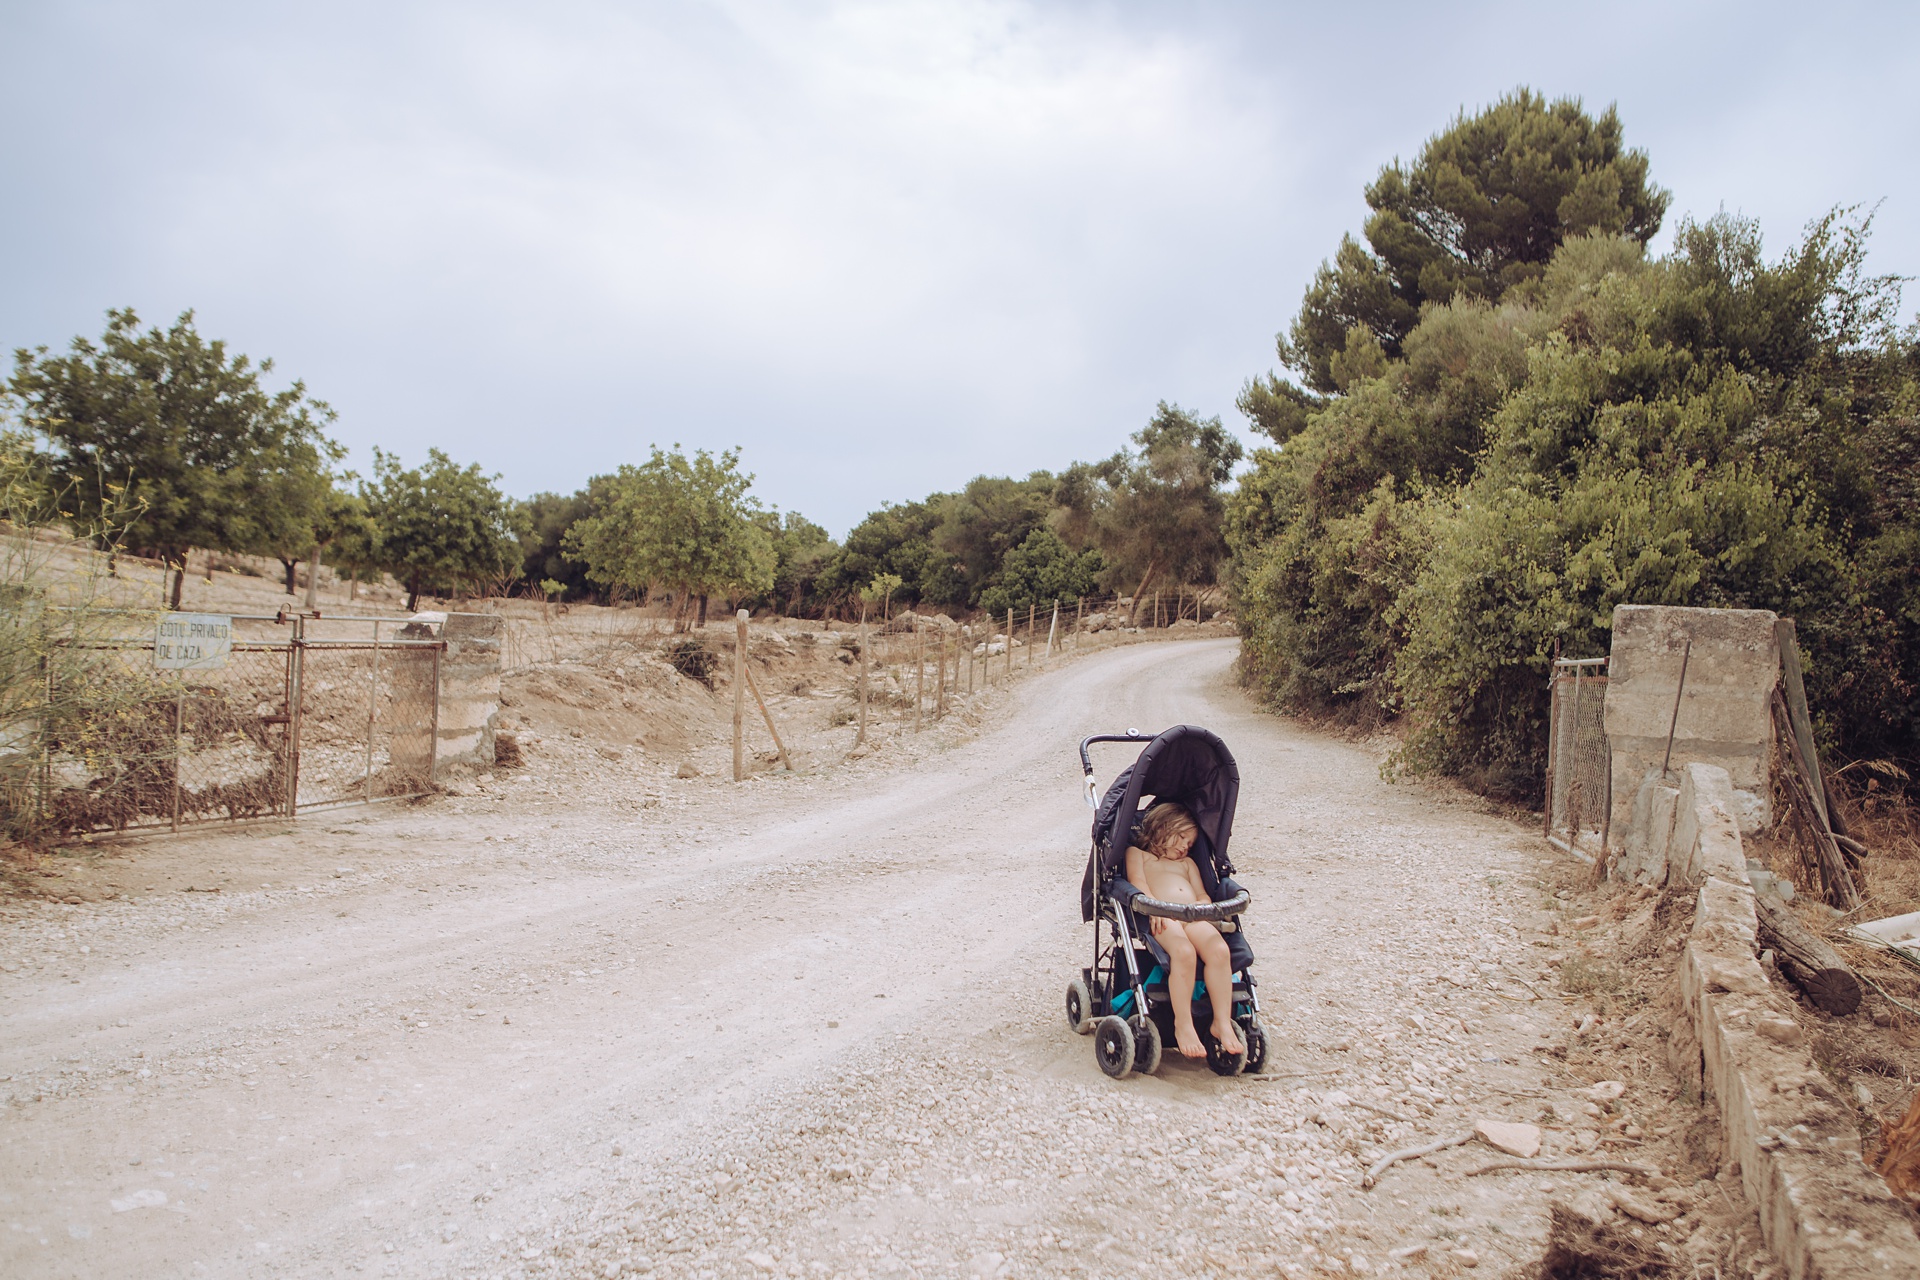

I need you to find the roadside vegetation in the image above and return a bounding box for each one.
[1227,88,1920,802]
[4,317,1240,631]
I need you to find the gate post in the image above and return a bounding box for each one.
[287,617,306,817]
[429,643,441,785]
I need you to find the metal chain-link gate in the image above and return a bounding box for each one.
[32,613,443,836]
[1545,657,1610,859]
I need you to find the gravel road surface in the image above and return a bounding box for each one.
[3,638,1678,1278]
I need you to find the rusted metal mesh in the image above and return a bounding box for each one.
[294,642,437,808]
[28,617,443,834]
[1548,669,1610,854]
[41,641,290,834]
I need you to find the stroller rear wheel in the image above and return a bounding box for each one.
[1093,1016,1135,1079]
[1128,1014,1162,1076]
[1065,979,1094,1035]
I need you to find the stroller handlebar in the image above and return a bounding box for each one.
[1119,888,1251,923]
[1079,730,1153,806]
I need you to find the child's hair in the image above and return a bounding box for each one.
[1138,802,1198,858]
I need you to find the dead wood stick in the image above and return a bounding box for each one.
[1771,690,1861,910]
[1362,1132,1471,1189]
[1754,884,1861,1015]
[741,664,792,771]
[1351,1100,1415,1123]
[1466,1158,1658,1178]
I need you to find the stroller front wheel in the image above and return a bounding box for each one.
[1129,1014,1162,1076]
[1241,1017,1270,1075]
[1093,1016,1135,1079]
[1065,979,1094,1035]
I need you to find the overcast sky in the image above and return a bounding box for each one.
[4,1,1915,536]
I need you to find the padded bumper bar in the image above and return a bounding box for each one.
[1119,889,1250,923]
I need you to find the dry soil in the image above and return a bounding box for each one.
[2,638,1770,1279]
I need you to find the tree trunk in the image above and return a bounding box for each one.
[1754,885,1862,1016]
[1127,560,1158,626]
[169,556,185,610]
[304,544,320,608]
[281,558,298,594]
[405,578,421,612]
[698,594,709,626]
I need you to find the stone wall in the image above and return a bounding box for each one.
[1664,764,1920,1279]
[1606,605,1779,874]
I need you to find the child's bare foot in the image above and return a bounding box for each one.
[1173,1022,1206,1058]
[1212,1018,1245,1056]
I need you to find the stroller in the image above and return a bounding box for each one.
[1066,725,1268,1080]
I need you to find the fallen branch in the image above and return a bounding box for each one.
[1466,1158,1658,1179]
[1362,1131,1471,1189]
[1351,1100,1414,1123]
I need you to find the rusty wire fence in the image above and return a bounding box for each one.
[1545,658,1610,859]
[22,613,443,837]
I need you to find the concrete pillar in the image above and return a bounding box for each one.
[435,613,504,771]
[1604,605,1778,871]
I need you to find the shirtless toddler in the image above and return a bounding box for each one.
[1124,802,1246,1059]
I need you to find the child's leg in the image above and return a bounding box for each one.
[1188,922,1244,1055]
[1155,922,1205,1058]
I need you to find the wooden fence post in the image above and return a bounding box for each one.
[733,609,748,781]
[1006,609,1014,682]
[914,623,924,733]
[856,602,869,747]
[1046,601,1060,660]
[743,664,792,770]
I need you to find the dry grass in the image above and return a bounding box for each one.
[1539,1203,1677,1280]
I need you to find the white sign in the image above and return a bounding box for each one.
[155,614,233,670]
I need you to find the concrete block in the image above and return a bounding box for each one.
[1606,604,1777,843]
[1669,764,1748,886]
[1619,772,1679,885]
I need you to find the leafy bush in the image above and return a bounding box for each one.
[1232,92,1920,803]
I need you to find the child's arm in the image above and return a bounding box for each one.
[1124,845,1167,936]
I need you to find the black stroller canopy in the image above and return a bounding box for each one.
[1081,725,1239,921]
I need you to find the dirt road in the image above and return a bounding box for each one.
[2,639,1701,1278]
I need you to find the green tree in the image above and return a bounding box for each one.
[1097,402,1243,611]
[820,497,964,609]
[518,486,603,603]
[362,448,528,611]
[753,510,839,616]
[934,473,1057,604]
[977,528,1103,616]
[562,445,773,628]
[8,308,342,608]
[318,488,384,599]
[1281,89,1668,393]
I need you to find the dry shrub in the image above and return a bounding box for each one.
[493,732,523,768]
[41,682,284,834]
[1828,766,1920,917]
[1539,1202,1676,1280]
[660,638,718,689]
[1561,954,1626,996]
